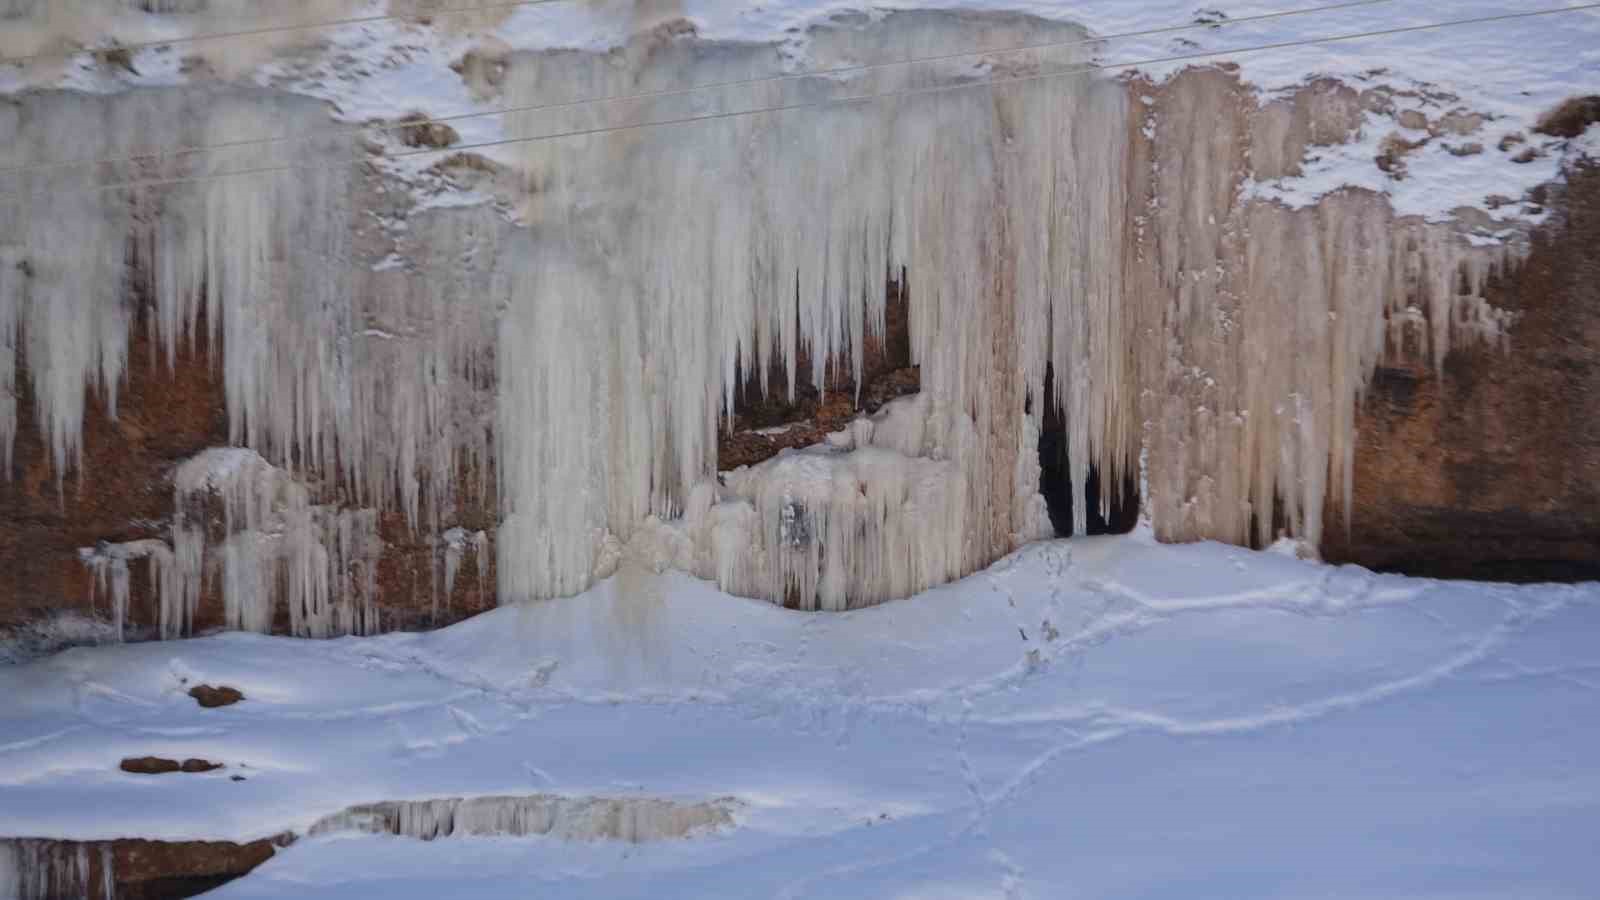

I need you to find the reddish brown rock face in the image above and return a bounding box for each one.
[1322,163,1600,580]
[0,306,227,637]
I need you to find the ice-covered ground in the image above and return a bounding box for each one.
[2,533,1598,898]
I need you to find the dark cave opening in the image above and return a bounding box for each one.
[1036,363,1140,538]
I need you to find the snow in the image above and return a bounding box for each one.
[257,0,1600,221]
[1,535,1597,897]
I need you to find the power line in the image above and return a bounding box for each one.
[4,3,1596,204]
[0,0,571,67]
[0,0,1397,179]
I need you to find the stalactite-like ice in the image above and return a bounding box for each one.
[441,526,489,611]
[78,538,189,640]
[5,10,1528,624]
[696,396,970,611]
[308,794,735,844]
[76,448,381,640]
[175,448,381,637]
[5,88,494,635]
[0,839,109,900]
[1132,71,1516,550]
[494,12,1137,607]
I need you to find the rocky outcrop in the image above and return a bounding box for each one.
[119,756,225,775]
[1322,163,1600,580]
[187,684,243,708]
[0,835,287,900]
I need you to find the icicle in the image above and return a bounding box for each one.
[0,839,97,900]
[493,12,1109,604]
[171,448,379,638]
[1135,71,1517,549]
[434,526,490,604]
[307,794,734,844]
[0,837,16,900]
[78,539,176,641]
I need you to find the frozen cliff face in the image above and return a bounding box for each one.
[488,12,1517,608]
[0,6,1563,628]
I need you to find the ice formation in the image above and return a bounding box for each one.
[0,839,111,900]
[307,794,735,844]
[79,448,381,639]
[3,9,1523,624]
[441,525,489,611]
[1132,70,1516,550]
[78,538,192,640]
[175,448,381,637]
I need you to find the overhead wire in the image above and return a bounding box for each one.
[0,0,1400,179]
[3,2,1597,204]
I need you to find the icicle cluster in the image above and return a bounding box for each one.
[494,12,1128,606]
[308,794,735,844]
[78,538,193,640]
[5,88,493,636]
[175,448,381,637]
[1131,70,1517,550]
[5,9,1526,623]
[441,525,489,611]
[79,448,381,638]
[0,839,112,900]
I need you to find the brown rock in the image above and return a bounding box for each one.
[121,757,183,775]
[189,684,245,708]
[1397,109,1429,131]
[0,835,290,900]
[393,111,460,149]
[1534,95,1600,139]
[120,756,223,775]
[1436,110,1486,136]
[0,305,228,639]
[1376,132,1426,177]
[1323,163,1600,580]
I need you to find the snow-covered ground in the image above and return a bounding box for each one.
[3,533,1598,898]
[7,1,1598,223]
[252,0,1600,222]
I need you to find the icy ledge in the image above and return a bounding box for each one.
[0,793,733,899]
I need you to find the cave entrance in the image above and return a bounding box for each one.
[1036,363,1140,538]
